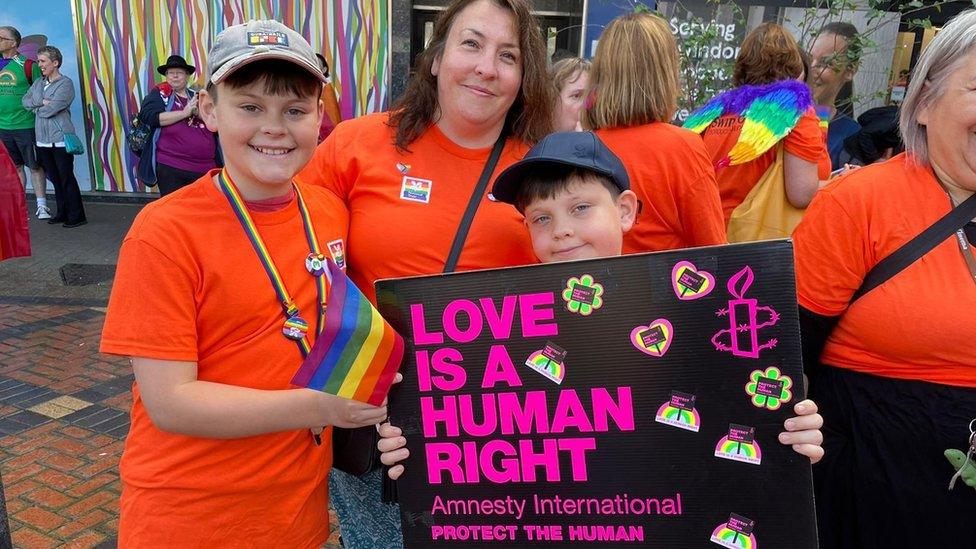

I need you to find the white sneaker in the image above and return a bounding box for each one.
[36,205,52,220]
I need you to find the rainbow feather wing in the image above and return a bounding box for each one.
[726,86,808,166]
[815,106,831,132]
[684,98,726,134]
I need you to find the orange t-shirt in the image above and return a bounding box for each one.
[794,153,976,387]
[297,113,537,301]
[595,123,727,253]
[701,107,831,220]
[100,173,349,547]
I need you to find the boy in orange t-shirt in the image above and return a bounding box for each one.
[100,21,387,547]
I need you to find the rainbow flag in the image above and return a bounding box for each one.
[292,260,404,406]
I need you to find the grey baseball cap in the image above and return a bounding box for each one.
[207,20,326,84]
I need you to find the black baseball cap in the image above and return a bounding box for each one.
[491,131,630,205]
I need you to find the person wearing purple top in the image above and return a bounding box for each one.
[135,55,220,196]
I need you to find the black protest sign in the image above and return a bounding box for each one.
[377,240,816,548]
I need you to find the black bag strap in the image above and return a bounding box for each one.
[443,134,507,274]
[851,192,976,302]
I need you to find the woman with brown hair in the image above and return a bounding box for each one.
[684,23,830,237]
[583,12,728,252]
[296,0,552,546]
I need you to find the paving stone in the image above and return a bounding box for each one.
[64,406,127,431]
[0,382,42,404]
[15,390,62,409]
[29,402,77,419]
[69,389,109,403]
[29,395,93,419]
[0,410,52,435]
[104,424,129,440]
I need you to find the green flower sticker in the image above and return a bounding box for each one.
[745,366,793,410]
[561,274,604,316]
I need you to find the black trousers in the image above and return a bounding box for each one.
[35,146,86,224]
[155,162,206,197]
[809,366,976,548]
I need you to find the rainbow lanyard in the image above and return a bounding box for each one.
[214,170,328,358]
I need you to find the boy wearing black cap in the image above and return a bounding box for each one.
[101,21,387,546]
[491,131,638,262]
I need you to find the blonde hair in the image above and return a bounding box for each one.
[551,57,591,94]
[584,12,679,129]
[900,10,976,165]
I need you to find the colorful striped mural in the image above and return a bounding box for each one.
[69,1,390,191]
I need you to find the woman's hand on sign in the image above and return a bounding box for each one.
[778,399,824,464]
[378,422,409,480]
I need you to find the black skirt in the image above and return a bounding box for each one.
[809,366,976,548]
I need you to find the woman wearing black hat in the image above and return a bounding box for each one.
[135,54,219,195]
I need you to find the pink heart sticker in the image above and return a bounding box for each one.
[630,319,673,357]
[671,261,716,300]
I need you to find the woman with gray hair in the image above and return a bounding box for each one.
[21,45,86,227]
[792,10,976,548]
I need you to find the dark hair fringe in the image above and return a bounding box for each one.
[514,166,619,212]
[207,59,321,101]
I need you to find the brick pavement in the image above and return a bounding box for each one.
[0,198,344,548]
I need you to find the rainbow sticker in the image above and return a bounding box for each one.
[710,513,757,548]
[525,343,566,385]
[714,424,762,465]
[655,391,701,432]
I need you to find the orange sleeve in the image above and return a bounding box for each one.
[785,108,831,179]
[296,128,346,198]
[792,190,868,316]
[100,237,200,361]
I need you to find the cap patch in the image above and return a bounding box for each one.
[247,31,289,46]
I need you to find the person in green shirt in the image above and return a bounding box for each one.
[0,26,49,219]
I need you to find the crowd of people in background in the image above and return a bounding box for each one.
[1,25,93,262]
[4,0,975,547]
[373,3,976,548]
[1,26,51,222]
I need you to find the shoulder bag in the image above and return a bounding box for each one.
[52,119,84,155]
[851,191,976,302]
[332,134,508,481]
[727,145,806,243]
